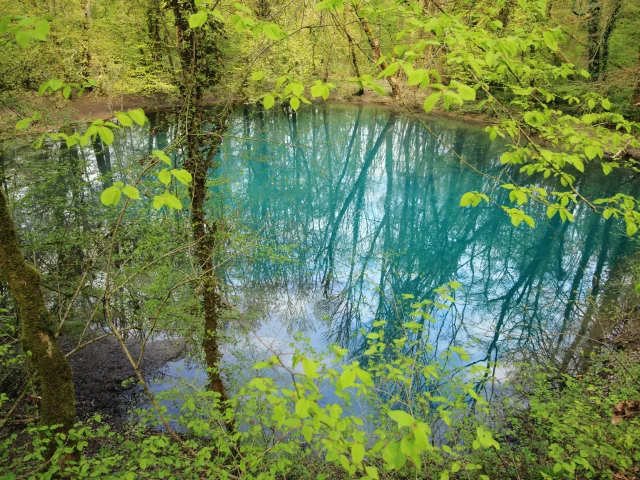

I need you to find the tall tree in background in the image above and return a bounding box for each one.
[167,0,230,400]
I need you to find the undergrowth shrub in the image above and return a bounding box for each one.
[1,297,639,479]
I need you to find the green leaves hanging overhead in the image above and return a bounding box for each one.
[100,186,121,206]
[189,10,208,29]
[152,150,172,166]
[423,92,441,113]
[100,182,139,206]
[127,108,148,126]
[1,15,51,48]
[459,191,489,207]
[171,169,193,185]
[116,112,133,127]
[158,169,172,185]
[153,192,183,210]
[310,80,335,100]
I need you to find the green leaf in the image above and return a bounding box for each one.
[413,423,429,449]
[301,358,319,379]
[63,85,71,99]
[31,20,50,41]
[263,94,275,109]
[389,410,415,428]
[339,369,356,389]
[444,90,463,110]
[152,149,172,166]
[407,69,426,87]
[524,215,535,228]
[383,441,406,471]
[116,112,133,127]
[543,30,558,51]
[351,443,364,465]
[295,398,310,418]
[100,186,122,206]
[262,22,286,40]
[163,192,183,210]
[211,9,224,21]
[626,222,638,237]
[457,83,476,101]
[378,62,399,78]
[290,96,300,111]
[460,191,484,207]
[15,118,32,130]
[128,108,147,126]
[158,169,172,185]
[310,81,330,100]
[584,145,598,160]
[251,70,265,81]
[49,79,63,91]
[291,82,304,97]
[121,186,139,199]
[601,98,611,110]
[524,111,545,127]
[171,169,193,185]
[15,30,30,48]
[365,466,379,480]
[188,10,208,29]
[98,126,114,146]
[423,92,441,113]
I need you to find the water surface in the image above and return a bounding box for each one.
[4,102,635,405]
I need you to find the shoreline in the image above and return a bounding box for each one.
[1,89,497,136]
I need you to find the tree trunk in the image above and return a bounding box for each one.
[353,7,401,98]
[587,0,602,80]
[0,189,76,446]
[348,35,365,96]
[82,0,93,81]
[147,0,163,62]
[600,0,623,80]
[634,44,640,109]
[168,0,229,401]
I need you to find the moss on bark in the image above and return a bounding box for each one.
[0,189,76,439]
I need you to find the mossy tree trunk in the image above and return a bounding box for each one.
[587,0,602,80]
[0,189,76,441]
[168,0,229,400]
[600,0,623,80]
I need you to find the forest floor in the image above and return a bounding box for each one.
[59,334,186,421]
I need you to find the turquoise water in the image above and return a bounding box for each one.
[6,101,632,408]
[208,103,634,367]
[93,101,636,415]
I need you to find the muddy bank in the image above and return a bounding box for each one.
[60,335,187,420]
[2,87,491,134]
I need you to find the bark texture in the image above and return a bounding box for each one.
[354,8,401,98]
[0,189,76,436]
[168,0,229,399]
[587,0,602,79]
